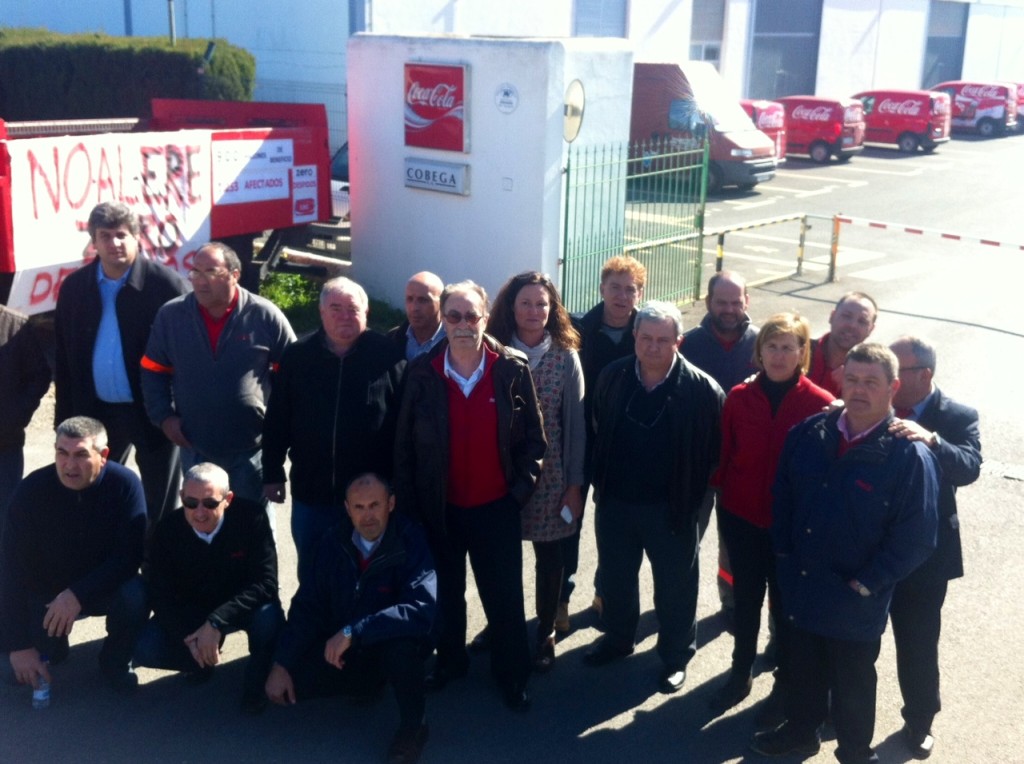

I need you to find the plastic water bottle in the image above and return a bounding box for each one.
[32,658,50,710]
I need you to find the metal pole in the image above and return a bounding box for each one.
[797,215,808,276]
[168,0,177,46]
[123,0,133,35]
[716,233,725,272]
[829,213,841,283]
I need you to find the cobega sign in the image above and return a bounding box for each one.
[404,158,469,195]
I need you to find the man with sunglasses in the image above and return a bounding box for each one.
[394,280,546,713]
[584,301,724,695]
[133,462,283,713]
[141,242,295,506]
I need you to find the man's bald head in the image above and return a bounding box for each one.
[405,271,443,340]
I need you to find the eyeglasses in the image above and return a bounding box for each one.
[443,310,483,326]
[182,496,225,510]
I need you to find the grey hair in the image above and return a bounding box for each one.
[183,462,231,495]
[320,276,368,310]
[890,335,937,373]
[441,280,489,314]
[636,300,684,340]
[55,416,108,452]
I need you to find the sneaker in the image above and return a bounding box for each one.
[750,722,820,757]
[554,603,570,633]
[387,723,428,764]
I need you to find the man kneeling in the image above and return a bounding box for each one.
[133,462,283,713]
[265,473,437,764]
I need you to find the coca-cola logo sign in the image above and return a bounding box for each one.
[960,84,1001,100]
[878,98,922,116]
[791,105,834,122]
[405,63,468,152]
[757,110,785,130]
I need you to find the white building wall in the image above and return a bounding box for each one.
[720,0,753,96]
[873,0,930,90]
[369,0,572,36]
[346,34,632,307]
[629,2,693,63]
[963,5,1024,81]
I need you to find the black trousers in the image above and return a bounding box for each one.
[290,637,428,731]
[431,495,530,690]
[96,401,181,526]
[890,566,948,733]
[786,626,881,764]
[718,509,788,679]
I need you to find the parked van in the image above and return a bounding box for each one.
[931,80,1018,136]
[631,62,777,193]
[777,96,865,163]
[740,99,787,161]
[1016,83,1024,132]
[852,89,951,153]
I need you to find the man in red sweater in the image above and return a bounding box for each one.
[394,280,546,713]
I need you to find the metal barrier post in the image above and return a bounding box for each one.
[716,233,725,272]
[797,215,808,277]
[829,213,841,283]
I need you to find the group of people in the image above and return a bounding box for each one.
[0,200,981,764]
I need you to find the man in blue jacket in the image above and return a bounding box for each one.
[265,473,436,764]
[752,343,939,764]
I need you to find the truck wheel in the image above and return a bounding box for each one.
[706,164,723,195]
[809,142,831,163]
[897,133,919,153]
[977,118,997,138]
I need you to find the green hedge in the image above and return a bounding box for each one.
[0,28,255,120]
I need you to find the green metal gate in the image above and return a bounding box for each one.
[560,139,708,313]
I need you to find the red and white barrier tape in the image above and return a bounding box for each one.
[835,215,1024,251]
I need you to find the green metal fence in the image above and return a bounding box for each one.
[560,139,708,313]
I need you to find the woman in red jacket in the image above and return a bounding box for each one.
[709,312,834,715]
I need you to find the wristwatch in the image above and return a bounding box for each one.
[342,625,353,639]
[208,618,222,631]
[853,581,871,597]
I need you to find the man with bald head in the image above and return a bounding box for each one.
[807,292,878,398]
[388,271,445,361]
[263,276,405,584]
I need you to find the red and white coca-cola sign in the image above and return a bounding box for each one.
[756,110,785,130]
[405,63,468,152]
[791,105,834,122]
[960,84,1002,100]
[878,98,922,116]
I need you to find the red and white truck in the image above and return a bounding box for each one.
[851,89,951,153]
[739,99,787,161]
[931,80,1018,136]
[777,96,865,163]
[631,62,777,194]
[1,99,334,316]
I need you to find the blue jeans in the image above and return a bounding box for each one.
[133,600,284,698]
[290,499,345,587]
[594,495,699,671]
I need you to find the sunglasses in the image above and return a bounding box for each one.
[182,496,225,510]
[443,310,483,326]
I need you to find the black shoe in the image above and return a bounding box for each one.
[755,681,788,730]
[102,666,139,695]
[240,691,268,715]
[184,665,216,685]
[501,682,531,713]
[582,639,633,667]
[750,722,820,757]
[388,723,429,764]
[709,672,753,714]
[658,668,686,694]
[468,626,491,653]
[902,724,935,760]
[533,636,556,674]
[424,663,468,692]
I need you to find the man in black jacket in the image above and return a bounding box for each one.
[266,473,436,764]
[133,462,283,713]
[887,337,982,759]
[262,276,405,585]
[386,271,445,361]
[55,202,189,525]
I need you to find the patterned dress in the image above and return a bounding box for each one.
[521,347,575,542]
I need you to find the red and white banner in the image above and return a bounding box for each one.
[404,62,468,152]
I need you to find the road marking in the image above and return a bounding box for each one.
[774,170,869,186]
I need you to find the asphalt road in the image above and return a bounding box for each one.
[3,131,1022,763]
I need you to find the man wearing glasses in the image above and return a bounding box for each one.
[262,277,406,585]
[584,301,724,695]
[133,462,283,713]
[141,242,295,505]
[394,280,546,713]
[55,202,188,526]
